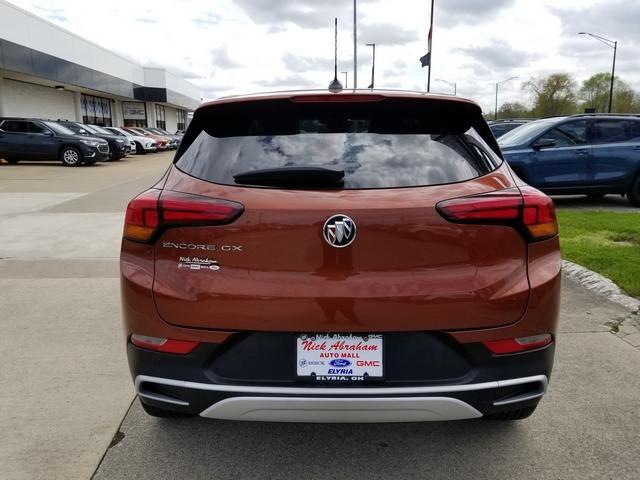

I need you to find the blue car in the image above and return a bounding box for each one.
[498,114,640,206]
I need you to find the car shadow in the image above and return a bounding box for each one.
[552,194,635,211]
[0,161,118,167]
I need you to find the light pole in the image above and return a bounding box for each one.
[495,76,518,120]
[435,78,456,95]
[579,32,618,113]
[353,0,358,89]
[341,71,348,89]
[366,43,376,88]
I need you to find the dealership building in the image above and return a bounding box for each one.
[0,0,201,132]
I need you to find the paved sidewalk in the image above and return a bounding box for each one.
[0,153,172,480]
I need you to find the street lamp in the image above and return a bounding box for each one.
[341,71,348,89]
[579,32,618,113]
[366,43,376,89]
[495,76,518,120]
[435,78,456,95]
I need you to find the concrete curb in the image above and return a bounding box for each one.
[562,260,640,312]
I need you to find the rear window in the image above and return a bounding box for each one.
[175,98,501,189]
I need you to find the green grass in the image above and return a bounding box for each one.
[557,210,640,297]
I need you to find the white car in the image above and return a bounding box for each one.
[105,127,157,154]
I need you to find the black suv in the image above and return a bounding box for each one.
[0,118,109,166]
[58,121,128,160]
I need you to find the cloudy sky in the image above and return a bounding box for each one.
[8,0,640,113]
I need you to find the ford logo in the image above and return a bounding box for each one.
[330,359,352,367]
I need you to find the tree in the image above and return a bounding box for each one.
[524,73,578,117]
[579,72,611,112]
[612,79,637,113]
[498,102,531,118]
[579,73,637,113]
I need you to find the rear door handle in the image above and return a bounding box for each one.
[575,149,589,156]
[633,146,640,151]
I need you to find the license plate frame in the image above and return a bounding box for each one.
[295,334,384,382]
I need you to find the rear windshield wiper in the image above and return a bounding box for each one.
[233,166,345,188]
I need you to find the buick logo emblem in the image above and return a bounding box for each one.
[323,214,357,248]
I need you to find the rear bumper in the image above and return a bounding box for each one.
[129,336,554,422]
[136,373,548,422]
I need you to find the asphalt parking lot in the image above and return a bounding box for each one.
[1,154,639,480]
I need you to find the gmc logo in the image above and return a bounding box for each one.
[356,360,380,367]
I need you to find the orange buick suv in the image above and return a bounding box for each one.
[121,90,560,422]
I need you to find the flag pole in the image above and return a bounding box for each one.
[427,0,434,92]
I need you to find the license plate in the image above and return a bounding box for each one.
[296,334,383,382]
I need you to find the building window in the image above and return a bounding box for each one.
[176,109,186,131]
[122,102,147,127]
[155,104,166,130]
[81,94,112,126]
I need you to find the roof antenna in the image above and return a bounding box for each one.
[328,17,343,93]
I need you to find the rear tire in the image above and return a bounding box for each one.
[628,176,640,207]
[587,193,605,199]
[139,399,195,418]
[60,146,83,167]
[484,405,537,420]
[135,142,145,154]
[6,159,20,164]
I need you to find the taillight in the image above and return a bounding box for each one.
[123,189,244,243]
[130,334,199,354]
[436,186,557,241]
[483,334,553,355]
[123,189,160,242]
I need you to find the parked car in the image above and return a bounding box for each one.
[121,90,560,422]
[146,127,181,148]
[58,121,128,160]
[88,124,133,155]
[104,127,157,154]
[0,117,109,166]
[122,127,168,151]
[499,114,640,206]
[488,119,534,138]
[136,127,178,149]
